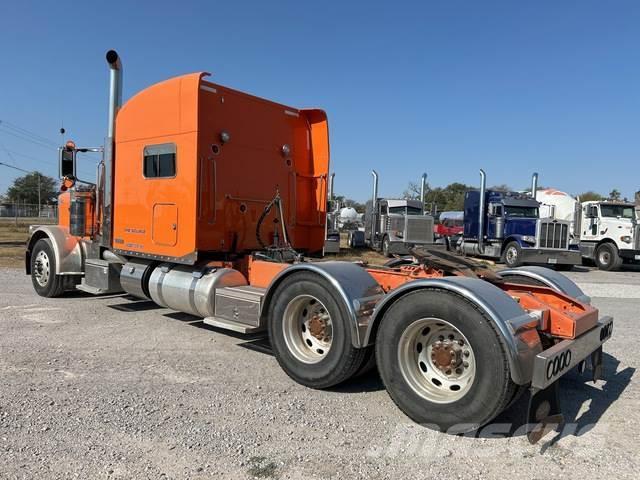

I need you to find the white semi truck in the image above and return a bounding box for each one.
[538,189,640,270]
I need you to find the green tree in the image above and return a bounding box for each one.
[5,172,58,205]
[576,191,604,202]
[608,189,621,201]
[403,181,473,212]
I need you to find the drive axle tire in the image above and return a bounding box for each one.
[502,241,523,268]
[595,243,622,271]
[375,289,518,432]
[268,272,367,389]
[30,238,65,298]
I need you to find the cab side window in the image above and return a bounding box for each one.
[143,143,176,178]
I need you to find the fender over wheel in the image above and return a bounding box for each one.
[267,272,367,389]
[375,288,519,432]
[30,238,66,298]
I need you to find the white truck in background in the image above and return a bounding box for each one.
[538,189,640,270]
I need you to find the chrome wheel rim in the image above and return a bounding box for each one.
[398,318,476,404]
[598,250,610,265]
[505,246,518,265]
[34,250,50,287]
[283,295,333,364]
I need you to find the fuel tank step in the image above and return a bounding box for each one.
[203,285,266,333]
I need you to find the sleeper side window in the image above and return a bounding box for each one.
[143,143,176,178]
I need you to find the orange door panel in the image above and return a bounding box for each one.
[152,203,178,246]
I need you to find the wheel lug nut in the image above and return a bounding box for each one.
[445,369,451,375]
[458,340,464,346]
[456,368,462,374]
[463,361,469,368]
[464,351,470,357]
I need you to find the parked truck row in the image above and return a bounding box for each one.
[25,51,614,443]
[331,169,638,271]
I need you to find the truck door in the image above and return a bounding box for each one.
[582,205,599,241]
[152,203,178,246]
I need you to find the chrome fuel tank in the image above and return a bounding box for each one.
[148,264,247,317]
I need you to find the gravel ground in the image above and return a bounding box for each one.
[1,266,638,479]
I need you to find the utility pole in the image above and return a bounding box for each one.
[0,162,42,217]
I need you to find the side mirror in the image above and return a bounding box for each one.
[58,144,76,178]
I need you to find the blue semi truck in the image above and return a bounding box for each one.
[457,170,581,269]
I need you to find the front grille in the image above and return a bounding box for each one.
[405,216,434,244]
[538,220,569,249]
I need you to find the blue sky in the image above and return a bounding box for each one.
[1,0,639,202]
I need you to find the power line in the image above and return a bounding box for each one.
[0,120,58,147]
[0,127,58,150]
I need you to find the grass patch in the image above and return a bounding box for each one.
[0,218,56,268]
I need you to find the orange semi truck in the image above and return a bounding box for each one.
[26,51,613,442]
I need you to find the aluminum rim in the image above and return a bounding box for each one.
[505,246,518,265]
[282,294,333,364]
[598,250,610,265]
[398,317,476,404]
[34,250,51,287]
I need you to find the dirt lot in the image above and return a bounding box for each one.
[0,266,638,479]
[0,218,55,268]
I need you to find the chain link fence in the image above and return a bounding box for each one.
[0,203,58,219]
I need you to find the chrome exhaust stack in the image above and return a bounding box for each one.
[420,173,427,212]
[102,49,123,247]
[328,173,335,205]
[371,170,379,207]
[478,169,486,253]
[531,172,538,200]
[370,170,379,242]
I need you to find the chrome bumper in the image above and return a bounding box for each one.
[531,316,613,390]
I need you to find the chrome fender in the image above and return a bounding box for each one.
[498,266,590,304]
[25,225,85,275]
[262,261,385,348]
[364,277,543,385]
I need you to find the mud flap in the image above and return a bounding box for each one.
[527,382,564,444]
[591,346,603,383]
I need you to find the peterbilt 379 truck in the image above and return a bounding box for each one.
[24,51,613,443]
[458,171,581,269]
[359,171,434,256]
[538,189,640,270]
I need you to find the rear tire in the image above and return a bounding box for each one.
[375,289,518,432]
[268,272,367,389]
[502,241,523,267]
[30,238,65,298]
[595,243,622,271]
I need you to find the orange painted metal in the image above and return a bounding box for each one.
[57,191,70,230]
[366,265,445,292]
[500,283,599,339]
[248,258,289,289]
[365,265,598,340]
[110,72,329,262]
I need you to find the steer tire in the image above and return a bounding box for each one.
[382,235,391,258]
[375,289,518,432]
[594,243,622,271]
[268,272,367,389]
[30,238,66,298]
[502,241,523,268]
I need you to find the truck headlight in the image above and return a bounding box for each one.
[621,235,632,243]
[522,235,536,244]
